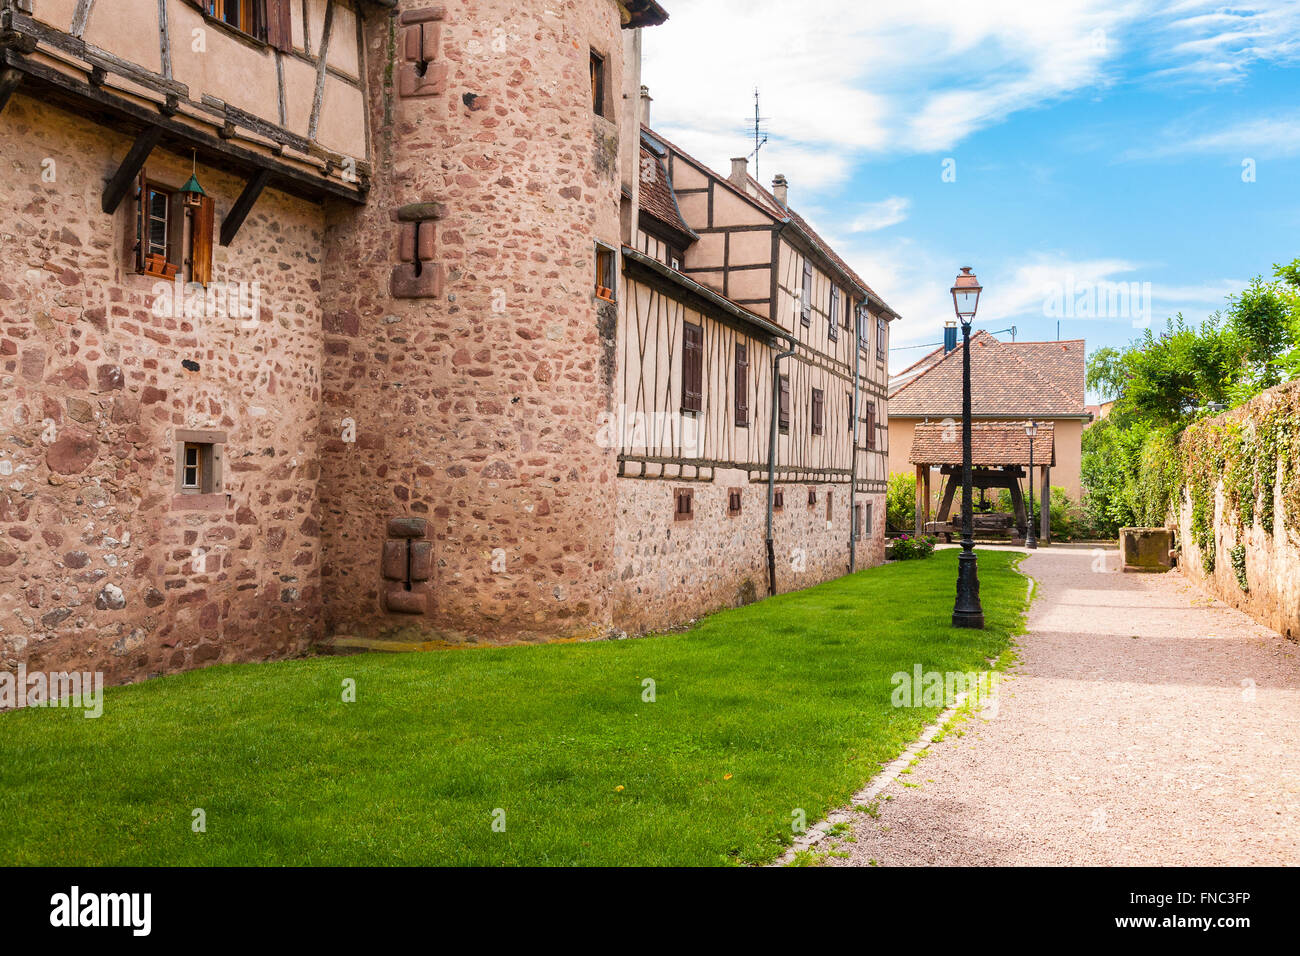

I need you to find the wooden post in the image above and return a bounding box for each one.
[914,464,924,536]
[1040,465,1051,544]
[1008,468,1027,537]
[922,466,932,531]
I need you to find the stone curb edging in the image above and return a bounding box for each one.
[767,565,1035,867]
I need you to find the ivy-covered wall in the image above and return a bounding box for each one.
[1175,379,1300,639]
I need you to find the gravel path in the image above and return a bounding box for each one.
[828,546,1300,866]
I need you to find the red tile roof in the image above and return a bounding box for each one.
[638,145,695,241]
[889,332,1087,418]
[641,125,897,317]
[910,421,1056,467]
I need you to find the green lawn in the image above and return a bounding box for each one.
[0,549,1029,866]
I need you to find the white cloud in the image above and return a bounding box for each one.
[1126,117,1300,160]
[849,197,911,233]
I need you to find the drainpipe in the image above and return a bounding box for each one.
[767,336,797,597]
[849,306,862,573]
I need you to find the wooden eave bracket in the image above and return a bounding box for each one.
[220,168,272,247]
[101,125,162,215]
[0,65,21,114]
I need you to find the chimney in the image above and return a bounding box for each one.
[771,173,789,207]
[943,320,958,353]
[729,157,748,189]
[640,84,652,128]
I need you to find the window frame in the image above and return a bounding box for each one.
[877,315,888,362]
[590,49,607,118]
[828,287,839,341]
[811,387,824,436]
[778,374,790,434]
[727,487,742,518]
[674,487,694,521]
[173,429,227,497]
[800,260,813,326]
[594,244,616,302]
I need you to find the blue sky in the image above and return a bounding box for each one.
[641,1,1300,385]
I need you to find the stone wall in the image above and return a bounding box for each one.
[317,0,627,644]
[1174,381,1300,640]
[0,96,326,685]
[613,474,885,634]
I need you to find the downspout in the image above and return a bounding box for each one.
[766,335,797,597]
[848,305,862,573]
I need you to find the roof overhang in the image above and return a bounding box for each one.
[623,247,790,344]
[0,9,367,205]
[620,1,670,28]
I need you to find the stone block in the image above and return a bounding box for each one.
[1119,527,1174,572]
[390,262,444,299]
[387,517,428,539]
[385,588,427,615]
[381,539,407,581]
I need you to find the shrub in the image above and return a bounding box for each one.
[886,472,916,532]
[887,534,936,560]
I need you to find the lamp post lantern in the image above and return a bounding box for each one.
[951,267,984,629]
[1024,420,1038,550]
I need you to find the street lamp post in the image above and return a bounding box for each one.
[951,267,984,629]
[1024,420,1038,550]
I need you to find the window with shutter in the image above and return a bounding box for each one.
[734,342,749,427]
[674,487,694,521]
[826,490,832,522]
[778,374,790,434]
[828,287,839,341]
[865,401,877,450]
[191,195,216,286]
[774,489,784,512]
[727,488,742,517]
[800,260,812,326]
[854,504,863,540]
[811,388,824,436]
[877,316,887,360]
[682,322,703,413]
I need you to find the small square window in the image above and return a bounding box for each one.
[854,503,863,540]
[174,430,225,496]
[807,489,817,508]
[826,491,833,522]
[774,489,784,512]
[675,487,693,521]
[727,487,742,517]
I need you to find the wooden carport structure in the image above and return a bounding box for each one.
[909,421,1056,544]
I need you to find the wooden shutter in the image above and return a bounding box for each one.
[801,260,812,325]
[829,287,839,340]
[682,322,702,413]
[734,342,748,427]
[866,401,877,450]
[778,375,790,432]
[811,388,824,435]
[191,194,216,286]
[265,0,293,52]
[132,166,148,273]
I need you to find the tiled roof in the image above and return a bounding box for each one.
[641,124,898,317]
[910,421,1056,467]
[638,145,695,241]
[889,332,1087,418]
[743,174,897,317]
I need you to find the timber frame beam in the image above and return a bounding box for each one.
[1,49,365,205]
[0,65,20,114]
[220,168,272,247]
[102,125,162,214]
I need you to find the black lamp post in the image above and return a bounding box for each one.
[951,267,984,629]
[1024,420,1038,550]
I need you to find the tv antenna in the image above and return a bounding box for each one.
[747,88,770,178]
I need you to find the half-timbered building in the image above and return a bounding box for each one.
[612,111,899,632]
[0,0,899,688]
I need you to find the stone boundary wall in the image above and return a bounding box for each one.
[1174,380,1300,640]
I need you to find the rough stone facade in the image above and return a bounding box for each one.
[1,0,898,690]
[0,97,325,684]
[318,0,627,643]
[614,477,884,633]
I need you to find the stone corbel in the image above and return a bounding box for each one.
[397,6,447,98]
[389,201,446,299]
